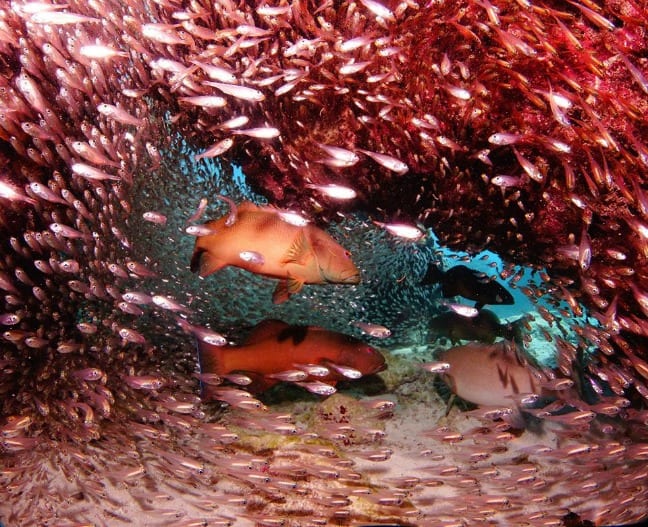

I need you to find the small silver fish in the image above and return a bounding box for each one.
[178,95,227,108]
[0,181,37,205]
[122,291,152,304]
[79,44,128,60]
[266,370,308,382]
[152,294,190,312]
[185,224,218,236]
[96,103,142,127]
[223,373,253,386]
[232,126,280,139]
[307,183,357,200]
[490,175,521,188]
[142,211,167,225]
[358,148,408,174]
[373,221,425,241]
[352,321,391,338]
[421,361,451,373]
[124,375,166,390]
[204,81,265,102]
[316,144,359,167]
[191,325,227,346]
[293,363,330,377]
[194,138,234,161]
[359,0,395,22]
[488,132,524,145]
[444,302,479,318]
[326,362,362,379]
[239,251,265,265]
[294,381,337,395]
[71,162,119,181]
[27,182,68,205]
[273,209,309,226]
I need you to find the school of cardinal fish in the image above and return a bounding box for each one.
[0,0,647,526]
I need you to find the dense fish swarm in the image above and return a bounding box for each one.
[0,0,647,525]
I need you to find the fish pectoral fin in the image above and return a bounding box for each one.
[196,251,227,277]
[273,280,291,304]
[281,231,311,266]
[272,278,304,304]
[287,277,304,293]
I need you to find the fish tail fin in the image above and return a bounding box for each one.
[505,318,526,348]
[503,407,528,430]
[190,248,204,273]
[196,340,223,400]
[421,262,444,285]
[190,248,226,277]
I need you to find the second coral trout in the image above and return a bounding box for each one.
[197,319,386,397]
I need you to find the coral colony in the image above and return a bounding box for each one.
[0,0,647,526]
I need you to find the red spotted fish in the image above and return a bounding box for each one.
[190,201,360,303]
[197,319,386,397]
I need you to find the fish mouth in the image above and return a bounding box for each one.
[338,269,361,284]
[321,267,361,284]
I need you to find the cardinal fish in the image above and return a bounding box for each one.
[197,319,386,397]
[429,309,523,345]
[421,264,514,309]
[190,201,360,303]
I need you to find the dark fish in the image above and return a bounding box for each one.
[421,264,514,309]
[197,319,386,396]
[429,309,523,345]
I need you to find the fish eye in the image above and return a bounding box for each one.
[344,250,351,258]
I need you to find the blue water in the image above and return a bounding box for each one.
[136,139,592,369]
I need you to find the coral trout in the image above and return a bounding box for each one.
[197,319,386,396]
[190,201,360,303]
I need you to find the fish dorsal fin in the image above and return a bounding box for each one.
[244,319,289,345]
[236,201,260,213]
[281,230,311,266]
[272,277,304,304]
[421,263,444,285]
[277,324,308,345]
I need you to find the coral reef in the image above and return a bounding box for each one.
[0,0,647,525]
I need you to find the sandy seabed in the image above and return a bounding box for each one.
[2,345,648,527]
